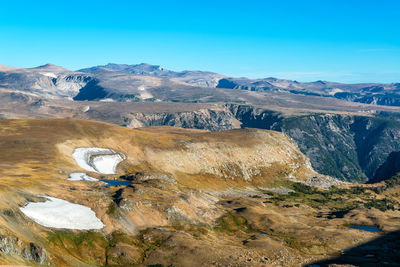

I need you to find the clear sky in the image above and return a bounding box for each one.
[0,0,399,83]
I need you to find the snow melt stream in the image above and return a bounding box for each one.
[72,148,126,174]
[20,197,104,230]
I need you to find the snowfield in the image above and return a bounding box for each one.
[82,105,90,112]
[67,172,98,181]
[72,147,126,174]
[19,197,104,230]
[40,72,58,78]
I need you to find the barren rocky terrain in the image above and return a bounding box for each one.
[0,118,399,266]
[1,63,400,266]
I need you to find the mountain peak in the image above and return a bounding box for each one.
[0,64,16,71]
[39,63,56,67]
[30,63,70,72]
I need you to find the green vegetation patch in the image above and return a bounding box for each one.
[214,212,253,234]
[109,231,137,247]
[48,231,107,249]
[264,182,399,213]
[48,230,108,265]
[364,198,396,212]
[107,202,118,215]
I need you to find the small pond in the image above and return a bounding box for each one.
[347,225,382,232]
[100,180,133,188]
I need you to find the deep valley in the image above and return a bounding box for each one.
[0,63,400,266]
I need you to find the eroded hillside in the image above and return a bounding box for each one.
[0,118,399,266]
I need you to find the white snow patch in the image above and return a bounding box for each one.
[72,148,126,174]
[20,196,104,230]
[41,72,58,78]
[140,91,154,99]
[68,172,98,181]
[328,88,344,95]
[82,106,90,112]
[137,86,153,99]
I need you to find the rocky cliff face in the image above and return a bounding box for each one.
[277,114,400,182]
[334,92,400,106]
[0,70,93,99]
[124,108,240,131]
[0,232,47,265]
[230,106,400,182]
[231,106,400,182]
[125,104,400,182]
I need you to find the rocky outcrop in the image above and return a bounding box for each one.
[217,78,279,91]
[0,235,21,256]
[55,74,93,98]
[0,233,47,265]
[0,69,93,99]
[125,108,240,131]
[22,243,47,265]
[335,92,400,106]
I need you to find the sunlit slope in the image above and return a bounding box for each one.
[0,118,324,265]
[3,119,397,266]
[0,118,318,189]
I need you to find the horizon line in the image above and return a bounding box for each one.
[2,62,399,85]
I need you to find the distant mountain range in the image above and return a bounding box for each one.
[1,62,400,106]
[80,63,400,106]
[79,63,226,88]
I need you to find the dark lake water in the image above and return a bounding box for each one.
[100,180,133,187]
[347,225,382,232]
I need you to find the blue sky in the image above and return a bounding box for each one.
[0,0,399,83]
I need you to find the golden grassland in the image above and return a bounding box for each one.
[0,118,399,266]
[0,118,315,265]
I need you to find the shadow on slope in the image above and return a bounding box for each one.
[305,230,400,266]
[369,151,400,183]
[73,79,108,101]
